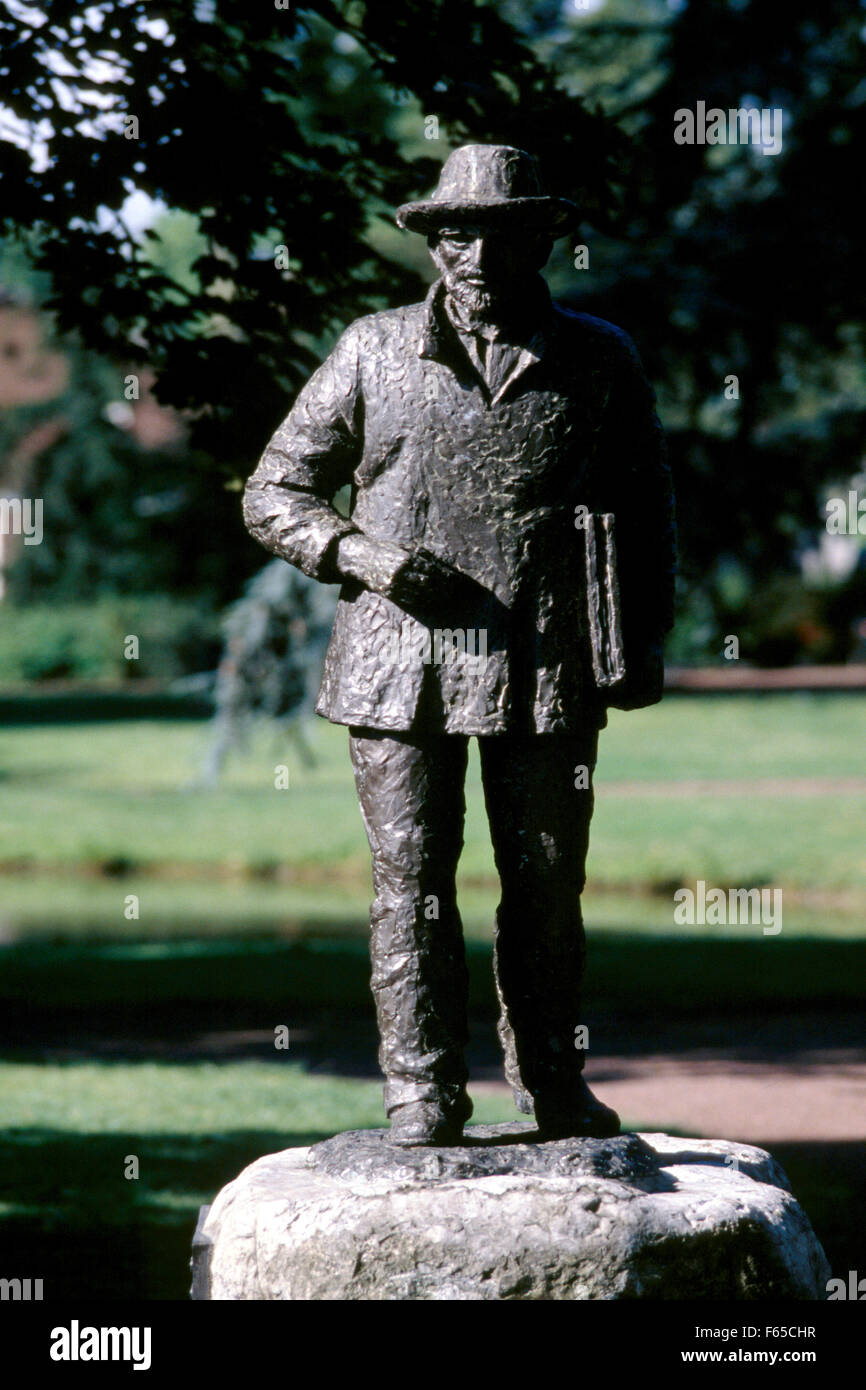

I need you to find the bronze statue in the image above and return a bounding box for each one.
[244,145,676,1146]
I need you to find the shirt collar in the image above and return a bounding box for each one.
[418,276,553,366]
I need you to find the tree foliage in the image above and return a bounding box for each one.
[533,0,866,655]
[1,0,864,661]
[0,0,625,463]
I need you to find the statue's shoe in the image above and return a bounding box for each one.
[534,1078,621,1140]
[387,1094,473,1147]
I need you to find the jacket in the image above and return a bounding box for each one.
[243,278,676,735]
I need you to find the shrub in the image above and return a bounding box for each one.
[0,596,222,685]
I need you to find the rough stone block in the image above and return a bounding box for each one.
[196,1124,831,1301]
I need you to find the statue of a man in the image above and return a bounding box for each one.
[244,145,676,1146]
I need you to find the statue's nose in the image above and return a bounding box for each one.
[467,238,485,269]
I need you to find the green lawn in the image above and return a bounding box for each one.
[1,695,863,1299]
[0,1061,522,1299]
[0,1060,519,1135]
[1,694,865,895]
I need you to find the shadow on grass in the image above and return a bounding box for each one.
[769,1141,866,1293]
[0,1127,333,1301]
[3,931,866,1020]
[2,932,864,1078]
[1,931,863,1300]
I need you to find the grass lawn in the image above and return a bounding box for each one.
[1,693,865,895]
[0,1060,523,1299]
[0,693,863,1299]
[0,1057,857,1300]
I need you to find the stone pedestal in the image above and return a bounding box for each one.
[192,1123,830,1301]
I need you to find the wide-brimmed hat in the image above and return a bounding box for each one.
[395,144,578,236]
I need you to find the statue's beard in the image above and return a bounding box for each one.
[444,275,503,326]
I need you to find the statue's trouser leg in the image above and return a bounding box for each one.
[477,728,599,1110]
[348,727,471,1118]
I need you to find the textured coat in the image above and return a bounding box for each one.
[243,278,676,735]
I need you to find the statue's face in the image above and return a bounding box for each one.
[428,222,552,321]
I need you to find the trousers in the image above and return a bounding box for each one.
[348,725,600,1115]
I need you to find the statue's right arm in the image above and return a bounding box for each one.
[243,323,378,586]
[243,324,465,607]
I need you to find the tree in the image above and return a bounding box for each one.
[523,0,866,660]
[0,229,262,607]
[0,0,624,472]
[3,0,863,662]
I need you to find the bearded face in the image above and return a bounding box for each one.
[428,222,552,325]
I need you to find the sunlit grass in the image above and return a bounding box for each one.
[0,696,864,893]
[0,1060,519,1134]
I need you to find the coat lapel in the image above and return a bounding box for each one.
[418,279,550,404]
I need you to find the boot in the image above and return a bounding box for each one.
[534,1076,620,1140]
[388,1092,474,1147]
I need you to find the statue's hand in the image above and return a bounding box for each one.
[384,547,472,614]
[336,534,471,616]
[335,533,413,595]
[606,642,665,710]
